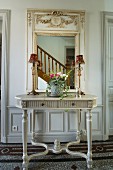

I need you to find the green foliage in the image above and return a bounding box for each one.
[46,70,72,99]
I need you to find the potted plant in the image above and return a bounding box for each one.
[46,70,71,98]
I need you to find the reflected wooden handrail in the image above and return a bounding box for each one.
[37,45,67,76]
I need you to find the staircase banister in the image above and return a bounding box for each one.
[37,45,67,69]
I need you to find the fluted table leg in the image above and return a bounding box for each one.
[32,110,35,141]
[86,109,92,169]
[22,110,28,169]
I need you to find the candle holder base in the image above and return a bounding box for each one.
[75,87,85,97]
[27,90,39,95]
[80,91,85,95]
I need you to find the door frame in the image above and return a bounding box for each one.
[0,10,10,142]
[102,12,113,139]
[65,46,75,88]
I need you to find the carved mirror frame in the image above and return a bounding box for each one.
[26,9,85,91]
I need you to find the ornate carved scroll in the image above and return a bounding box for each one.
[27,9,85,31]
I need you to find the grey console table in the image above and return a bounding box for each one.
[15,93,97,169]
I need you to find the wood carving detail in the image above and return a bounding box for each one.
[27,12,32,25]
[33,10,82,29]
[21,101,27,108]
[88,101,93,108]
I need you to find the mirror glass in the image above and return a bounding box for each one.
[37,35,75,89]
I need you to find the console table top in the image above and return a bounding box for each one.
[15,93,97,101]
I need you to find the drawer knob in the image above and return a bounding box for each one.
[72,102,75,106]
[41,103,45,106]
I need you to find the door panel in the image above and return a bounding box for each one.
[107,21,113,135]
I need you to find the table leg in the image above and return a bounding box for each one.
[32,110,35,141]
[22,110,28,169]
[75,109,81,141]
[86,109,92,169]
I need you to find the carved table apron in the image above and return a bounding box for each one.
[15,93,97,169]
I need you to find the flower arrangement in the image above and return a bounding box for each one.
[46,70,71,98]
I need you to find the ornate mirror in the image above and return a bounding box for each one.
[26,9,85,91]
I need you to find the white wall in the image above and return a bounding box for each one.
[0,20,2,45]
[0,20,1,35]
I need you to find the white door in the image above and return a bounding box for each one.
[103,12,113,137]
[107,23,113,135]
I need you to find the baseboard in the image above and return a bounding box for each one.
[6,134,76,143]
[4,133,108,143]
[1,136,7,143]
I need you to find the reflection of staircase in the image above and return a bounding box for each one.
[38,69,50,82]
[37,45,68,83]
